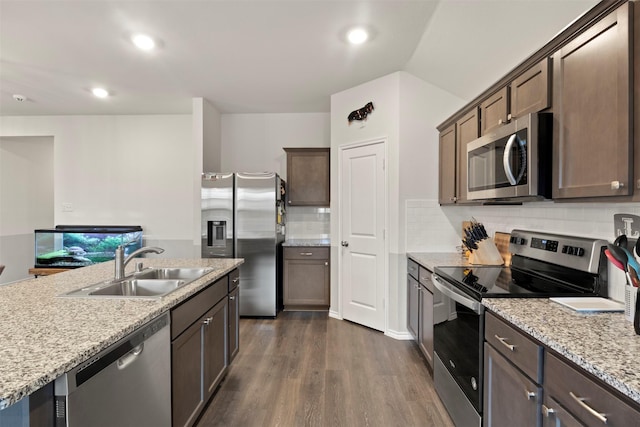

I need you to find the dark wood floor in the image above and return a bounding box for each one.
[196,311,454,426]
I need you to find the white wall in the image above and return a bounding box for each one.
[201,99,222,173]
[0,114,196,259]
[0,136,54,284]
[221,113,330,176]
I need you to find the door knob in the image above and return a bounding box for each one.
[341,241,349,247]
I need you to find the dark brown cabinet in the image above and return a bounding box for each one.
[284,147,330,206]
[481,87,509,135]
[418,276,434,368]
[283,247,330,309]
[438,124,457,205]
[553,2,633,199]
[170,272,236,427]
[228,271,239,363]
[406,259,419,340]
[484,311,543,427]
[510,58,550,120]
[455,108,480,203]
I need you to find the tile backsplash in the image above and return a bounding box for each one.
[285,206,330,239]
[406,199,640,303]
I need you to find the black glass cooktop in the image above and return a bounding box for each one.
[434,258,599,301]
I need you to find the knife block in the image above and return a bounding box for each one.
[469,239,504,265]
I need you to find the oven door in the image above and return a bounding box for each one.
[432,274,484,427]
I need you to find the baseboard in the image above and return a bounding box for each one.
[328,309,342,320]
[385,329,414,340]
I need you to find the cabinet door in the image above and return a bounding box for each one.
[172,319,205,427]
[511,58,550,119]
[283,257,329,306]
[439,124,457,204]
[284,148,330,206]
[481,87,509,135]
[553,3,632,199]
[542,396,583,427]
[407,274,419,340]
[228,286,239,363]
[456,108,480,203]
[203,297,228,400]
[418,285,434,369]
[484,343,541,427]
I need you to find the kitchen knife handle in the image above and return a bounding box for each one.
[494,334,516,351]
[569,391,607,424]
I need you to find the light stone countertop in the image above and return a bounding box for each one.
[283,239,331,247]
[407,252,472,271]
[0,257,243,410]
[484,298,640,404]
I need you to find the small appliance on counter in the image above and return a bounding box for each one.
[34,225,143,268]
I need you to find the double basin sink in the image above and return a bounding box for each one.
[60,267,214,299]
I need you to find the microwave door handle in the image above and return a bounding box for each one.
[503,133,518,185]
[432,274,482,314]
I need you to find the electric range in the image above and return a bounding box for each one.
[430,229,608,427]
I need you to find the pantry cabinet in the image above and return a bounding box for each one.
[284,147,330,206]
[553,2,633,199]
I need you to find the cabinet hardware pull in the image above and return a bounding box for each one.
[229,296,235,300]
[611,181,625,190]
[232,278,239,283]
[542,405,555,417]
[525,390,536,400]
[494,334,516,351]
[300,252,313,256]
[203,317,213,325]
[324,262,328,266]
[569,392,607,424]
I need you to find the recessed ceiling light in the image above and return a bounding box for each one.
[131,33,156,51]
[92,88,109,98]
[12,94,27,102]
[347,28,368,45]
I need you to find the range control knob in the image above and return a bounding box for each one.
[576,247,585,257]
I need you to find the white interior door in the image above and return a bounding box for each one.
[340,141,386,332]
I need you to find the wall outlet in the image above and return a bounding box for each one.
[62,203,73,212]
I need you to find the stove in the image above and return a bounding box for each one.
[431,230,608,427]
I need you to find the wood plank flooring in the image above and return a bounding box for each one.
[196,311,454,427]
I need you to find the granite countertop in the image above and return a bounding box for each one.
[0,257,243,410]
[484,298,640,404]
[407,252,472,271]
[283,239,331,247]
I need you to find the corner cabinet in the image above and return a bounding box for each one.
[171,271,238,427]
[284,147,330,206]
[553,2,633,199]
[283,247,330,309]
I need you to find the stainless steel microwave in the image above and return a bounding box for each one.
[466,112,552,201]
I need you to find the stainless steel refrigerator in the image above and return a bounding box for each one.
[201,172,285,316]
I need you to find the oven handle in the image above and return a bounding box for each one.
[432,274,482,314]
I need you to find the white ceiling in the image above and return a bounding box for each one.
[0,0,598,116]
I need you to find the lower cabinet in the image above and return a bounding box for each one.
[228,275,239,363]
[407,259,419,340]
[283,247,330,309]
[171,271,236,427]
[418,281,433,368]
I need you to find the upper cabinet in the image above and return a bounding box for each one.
[284,147,330,206]
[553,2,633,199]
[481,58,551,136]
[439,108,479,205]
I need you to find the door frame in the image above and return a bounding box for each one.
[336,137,389,333]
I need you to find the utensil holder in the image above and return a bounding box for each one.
[625,286,637,322]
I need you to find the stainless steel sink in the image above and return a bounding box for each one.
[59,267,214,299]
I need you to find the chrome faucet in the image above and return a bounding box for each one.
[114,244,165,280]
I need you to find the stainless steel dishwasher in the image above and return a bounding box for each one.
[54,313,171,427]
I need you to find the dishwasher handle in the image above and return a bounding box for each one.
[432,274,482,314]
[117,343,144,370]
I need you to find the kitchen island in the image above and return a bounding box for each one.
[0,257,243,411]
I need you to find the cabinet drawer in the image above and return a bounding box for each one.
[545,352,640,427]
[407,259,419,280]
[228,268,239,292]
[418,266,434,292]
[284,247,329,261]
[485,312,543,383]
[171,276,228,340]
